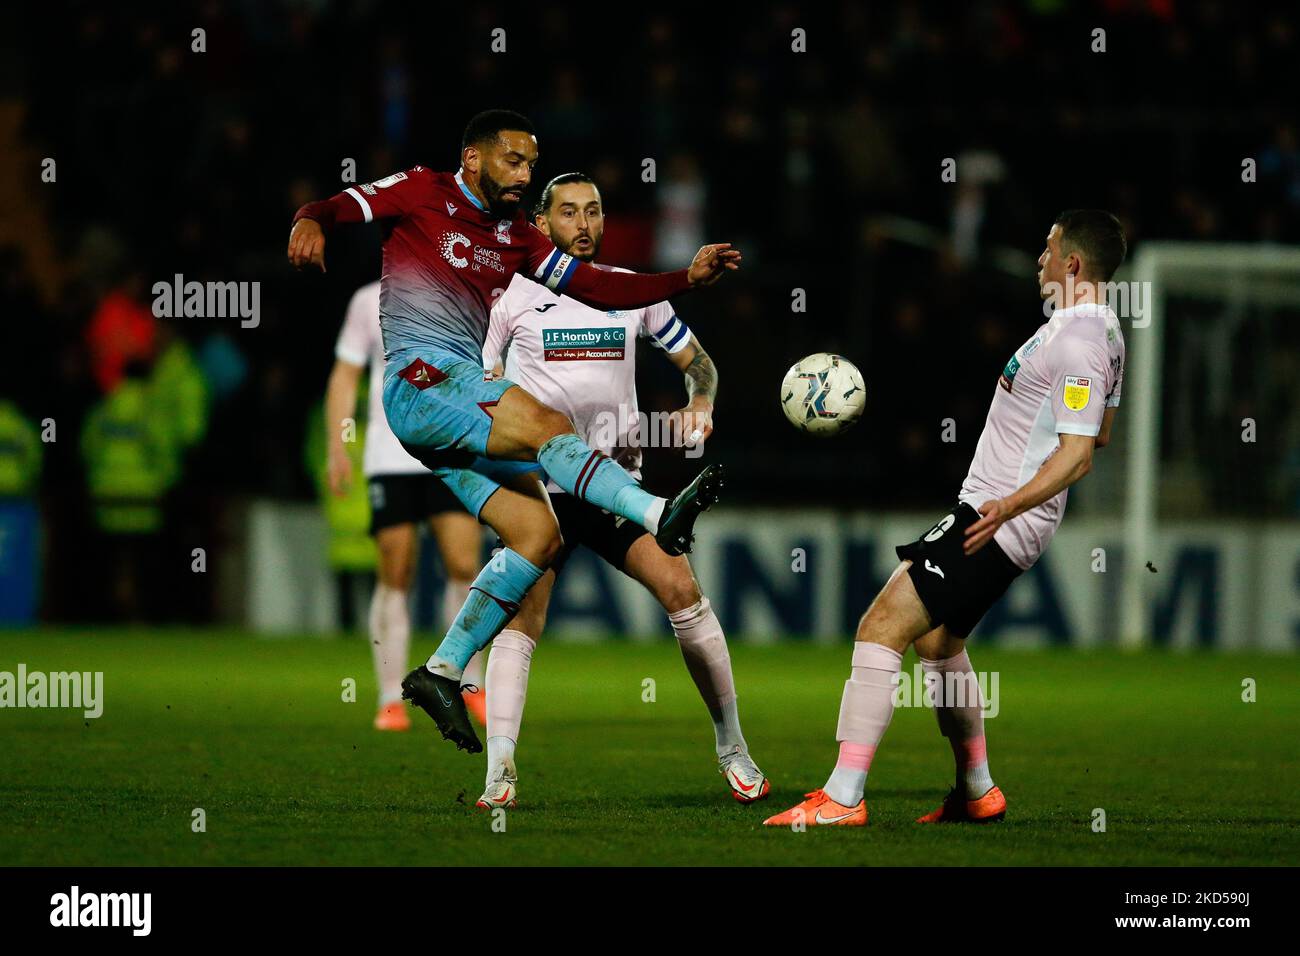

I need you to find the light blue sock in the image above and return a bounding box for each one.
[425,548,543,679]
[537,434,663,530]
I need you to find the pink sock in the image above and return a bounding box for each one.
[368,584,410,706]
[920,650,994,798]
[823,643,902,806]
[669,598,747,757]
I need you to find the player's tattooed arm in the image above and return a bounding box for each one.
[676,338,718,405]
[668,334,717,445]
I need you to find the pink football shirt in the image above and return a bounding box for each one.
[958,302,1125,569]
[483,268,691,490]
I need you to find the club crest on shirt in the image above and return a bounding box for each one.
[495,220,513,244]
[1063,375,1091,411]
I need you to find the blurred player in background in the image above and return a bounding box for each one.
[475,174,768,809]
[289,109,739,755]
[765,210,1127,828]
[327,281,487,730]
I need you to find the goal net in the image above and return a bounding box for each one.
[1098,243,1300,646]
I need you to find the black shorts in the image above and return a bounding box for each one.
[493,492,648,574]
[367,473,467,535]
[549,492,650,574]
[895,502,1022,638]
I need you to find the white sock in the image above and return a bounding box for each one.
[368,584,410,706]
[486,736,516,779]
[920,651,995,799]
[423,655,462,681]
[643,498,666,535]
[485,629,535,781]
[824,765,867,809]
[669,597,746,757]
[462,649,487,690]
[823,643,903,807]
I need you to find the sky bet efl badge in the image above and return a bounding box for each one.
[1063,375,1092,410]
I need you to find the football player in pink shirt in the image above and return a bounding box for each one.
[765,210,1127,828]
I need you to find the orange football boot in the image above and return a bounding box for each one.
[373,701,411,731]
[763,789,867,827]
[462,687,487,726]
[917,785,1007,823]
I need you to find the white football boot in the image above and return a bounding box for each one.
[476,757,518,809]
[718,746,771,803]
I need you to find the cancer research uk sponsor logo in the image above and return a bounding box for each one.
[152,274,260,328]
[439,231,506,273]
[542,326,626,361]
[50,886,151,936]
[0,664,103,718]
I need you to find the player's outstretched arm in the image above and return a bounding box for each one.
[685,243,742,288]
[289,169,433,271]
[963,434,1096,555]
[288,192,367,271]
[539,243,742,311]
[288,218,327,271]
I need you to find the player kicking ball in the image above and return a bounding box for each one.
[474,173,768,808]
[326,281,487,731]
[765,210,1127,828]
[289,110,739,755]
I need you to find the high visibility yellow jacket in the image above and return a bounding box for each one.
[305,399,375,572]
[0,401,41,497]
[81,380,178,533]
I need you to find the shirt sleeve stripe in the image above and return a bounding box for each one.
[334,345,368,366]
[1055,422,1101,437]
[344,187,374,223]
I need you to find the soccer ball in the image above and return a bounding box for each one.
[780,353,867,436]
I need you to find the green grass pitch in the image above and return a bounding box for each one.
[2,630,1296,866]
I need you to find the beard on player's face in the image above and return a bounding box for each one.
[480,168,526,217]
[560,227,601,262]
